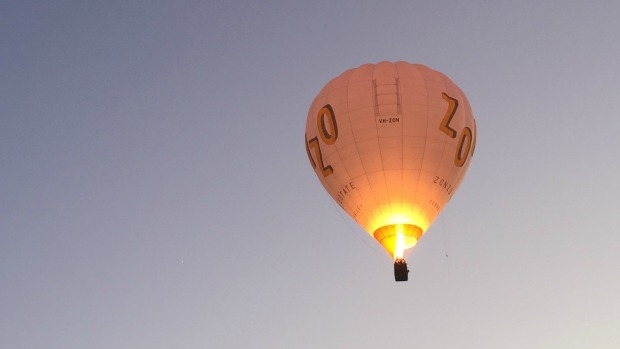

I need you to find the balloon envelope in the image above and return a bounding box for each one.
[305,61,476,260]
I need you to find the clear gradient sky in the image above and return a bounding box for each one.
[2,1,620,348]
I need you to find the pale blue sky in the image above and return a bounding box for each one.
[2,1,620,348]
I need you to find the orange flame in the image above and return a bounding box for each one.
[394,231,406,260]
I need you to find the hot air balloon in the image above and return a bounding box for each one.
[305,61,476,281]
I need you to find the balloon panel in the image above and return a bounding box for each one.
[305,61,476,259]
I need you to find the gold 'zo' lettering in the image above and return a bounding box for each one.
[439,93,458,138]
[306,104,339,177]
[439,92,476,167]
[455,127,473,167]
[317,104,338,145]
[305,133,317,169]
[305,133,333,177]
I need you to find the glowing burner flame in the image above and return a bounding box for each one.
[373,223,421,261]
[394,231,406,260]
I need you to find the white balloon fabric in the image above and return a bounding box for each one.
[305,61,476,260]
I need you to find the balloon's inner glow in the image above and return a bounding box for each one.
[373,223,421,260]
[394,231,406,260]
